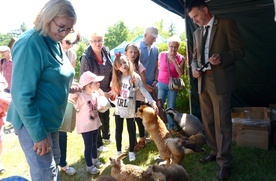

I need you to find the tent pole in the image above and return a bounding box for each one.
[183,0,192,114]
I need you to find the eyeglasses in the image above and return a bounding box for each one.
[65,40,72,45]
[52,19,74,34]
[90,40,103,44]
[169,45,179,49]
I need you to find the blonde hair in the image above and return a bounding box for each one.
[111,54,134,96]
[34,0,77,36]
[89,31,105,40]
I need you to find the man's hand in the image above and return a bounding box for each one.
[192,69,202,78]
[209,54,221,65]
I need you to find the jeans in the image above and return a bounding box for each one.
[15,126,60,181]
[58,131,67,167]
[97,110,110,147]
[81,129,98,167]
[157,82,177,130]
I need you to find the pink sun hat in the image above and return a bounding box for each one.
[79,71,104,87]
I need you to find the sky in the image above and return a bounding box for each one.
[0,0,186,37]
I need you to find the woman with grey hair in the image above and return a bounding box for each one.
[6,0,77,180]
[157,36,185,133]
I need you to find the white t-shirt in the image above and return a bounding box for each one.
[114,73,155,118]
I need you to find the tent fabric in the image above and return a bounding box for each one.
[110,41,128,61]
[151,0,276,118]
[114,41,128,55]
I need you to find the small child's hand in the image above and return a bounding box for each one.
[104,91,113,99]
[151,102,159,114]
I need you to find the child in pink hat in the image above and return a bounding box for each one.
[70,71,107,175]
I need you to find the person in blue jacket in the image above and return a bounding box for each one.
[6,0,77,180]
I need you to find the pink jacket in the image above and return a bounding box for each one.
[70,92,102,134]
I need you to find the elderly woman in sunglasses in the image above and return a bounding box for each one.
[6,0,77,180]
[58,32,81,176]
[61,32,80,68]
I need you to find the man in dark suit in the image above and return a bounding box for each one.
[188,0,244,180]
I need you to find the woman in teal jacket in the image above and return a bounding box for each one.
[6,0,77,180]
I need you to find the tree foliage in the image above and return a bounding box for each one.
[0,34,13,46]
[168,23,176,37]
[74,41,87,81]
[9,22,28,37]
[104,21,129,49]
[0,22,28,47]
[127,27,144,42]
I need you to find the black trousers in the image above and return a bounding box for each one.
[97,110,110,147]
[115,115,136,152]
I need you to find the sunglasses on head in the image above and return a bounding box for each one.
[65,40,72,45]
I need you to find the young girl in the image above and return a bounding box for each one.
[124,43,147,151]
[70,71,105,175]
[111,54,158,161]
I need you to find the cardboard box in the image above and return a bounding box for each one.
[232,118,271,141]
[231,107,270,121]
[237,129,269,150]
[231,107,271,150]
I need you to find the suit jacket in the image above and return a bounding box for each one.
[191,17,244,95]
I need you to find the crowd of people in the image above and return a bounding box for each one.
[0,0,244,180]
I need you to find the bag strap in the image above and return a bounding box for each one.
[165,53,172,78]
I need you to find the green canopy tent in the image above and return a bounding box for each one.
[151,0,276,119]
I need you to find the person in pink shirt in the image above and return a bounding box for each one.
[157,36,185,133]
[70,71,106,175]
[0,46,12,93]
[0,73,7,173]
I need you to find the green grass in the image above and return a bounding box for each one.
[1,108,276,181]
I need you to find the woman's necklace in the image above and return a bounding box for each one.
[43,37,63,65]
